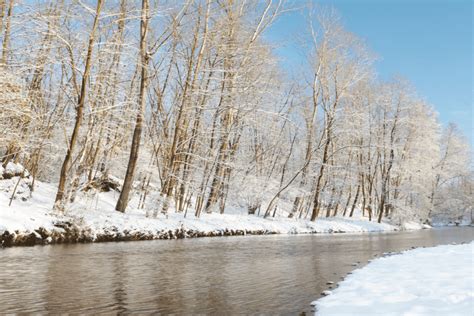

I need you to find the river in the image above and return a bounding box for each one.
[0,227,472,315]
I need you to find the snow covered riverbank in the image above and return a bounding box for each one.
[312,242,474,315]
[0,175,406,247]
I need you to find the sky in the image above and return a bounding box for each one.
[265,0,473,146]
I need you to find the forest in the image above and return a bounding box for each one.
[0,0,472,228]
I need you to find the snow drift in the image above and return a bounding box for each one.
[312,242,474,315]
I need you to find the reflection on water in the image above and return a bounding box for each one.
[0,227,472,314]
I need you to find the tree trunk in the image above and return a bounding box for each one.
[54,0,103,210]
[310,125,331,221]
[342,189,352,216]
[349,184,360,217]
[115,0,149,212]
[1,0,13,65]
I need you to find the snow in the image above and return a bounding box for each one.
[0,173,398,243]
[5,162,24,175]
[3,162,28,177]
[401,221,432,231]
[0,178,59,233]
[312,242,474,316]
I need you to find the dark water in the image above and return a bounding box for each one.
[0,227,472,315]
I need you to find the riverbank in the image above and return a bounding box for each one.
[1,175,422,247]
[312,241,474,315]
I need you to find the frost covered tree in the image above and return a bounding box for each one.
[115,0,150,213]
[429,124,472,223]
[0,0,471,226]
[54,0,104,211]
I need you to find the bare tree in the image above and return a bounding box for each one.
[54,0,104,211]
[116,0,150,212]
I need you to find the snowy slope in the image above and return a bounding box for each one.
[312,242,474,315]
[0,177,60,233]
[1,173,399,246]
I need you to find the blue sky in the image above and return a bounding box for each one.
[265,0,473,146]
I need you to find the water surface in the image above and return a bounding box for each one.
[0,227,472,315]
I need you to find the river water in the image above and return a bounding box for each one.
[0,227,472,315]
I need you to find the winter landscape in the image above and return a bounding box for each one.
[0,0,472,315]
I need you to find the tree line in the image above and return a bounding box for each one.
[0,0,472,224]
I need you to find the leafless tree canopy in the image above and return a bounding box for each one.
[0,0,471,224]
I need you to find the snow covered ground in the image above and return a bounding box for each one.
[312,242,474,315]
[0,169,421,246]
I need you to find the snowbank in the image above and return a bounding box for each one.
[401,221,432,231]
[312,242,474,315]
[0,162,27,179]
[0,174,398,246]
